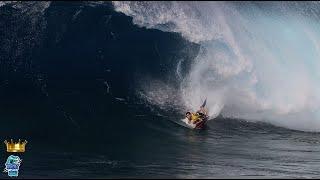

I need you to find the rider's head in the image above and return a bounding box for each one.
[186,112,191,119]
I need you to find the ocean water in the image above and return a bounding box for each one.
[2,117,320,178]
[1,1,320,178]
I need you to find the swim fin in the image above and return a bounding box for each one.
[201,98,207,108]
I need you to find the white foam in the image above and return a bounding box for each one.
[113,1,320,131]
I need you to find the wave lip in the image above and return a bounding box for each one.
[113,1,320,132]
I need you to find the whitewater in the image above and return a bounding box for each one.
[113,1,320,132]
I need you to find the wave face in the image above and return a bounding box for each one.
[113,1,320,131]
[0,1,199,139]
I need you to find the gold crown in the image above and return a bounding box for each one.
[4,139,27,153]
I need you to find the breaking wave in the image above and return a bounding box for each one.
[113,1,320,131]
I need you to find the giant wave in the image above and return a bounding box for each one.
[113,1,320,132]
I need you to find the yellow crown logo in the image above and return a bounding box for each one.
[4,139,27,153]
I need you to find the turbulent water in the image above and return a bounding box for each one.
[113,1,320,132]
[1,1,320,178]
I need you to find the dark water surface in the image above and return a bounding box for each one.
[1,117,320,178]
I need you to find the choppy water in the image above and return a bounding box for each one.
[2,117,320,178]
